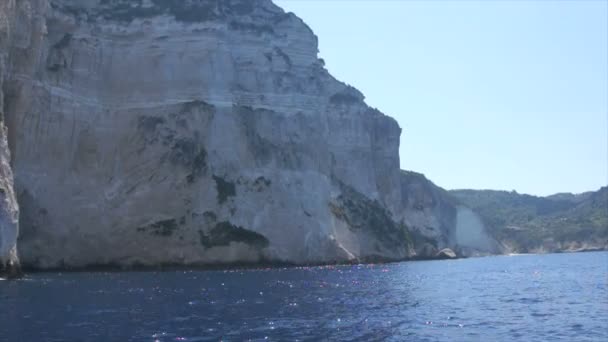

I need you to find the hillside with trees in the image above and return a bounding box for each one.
[450,187,607,253]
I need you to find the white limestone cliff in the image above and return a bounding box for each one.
[0,0,497,270]
[399,171,500,257]
[0,0,22,277]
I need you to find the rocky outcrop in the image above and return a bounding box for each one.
[435,248,456,260]
[1,0,413,269]
[399,171,501,258]
[0,127,20,278]
[399,171,457,250]
[0,0,501,270]
[0,0,22,278]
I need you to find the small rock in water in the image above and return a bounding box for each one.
[436,248,457,259]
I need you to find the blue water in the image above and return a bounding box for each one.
[1,252,607,341]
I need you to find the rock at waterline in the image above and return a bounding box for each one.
[436,248,457,259]
[0,259,22,279]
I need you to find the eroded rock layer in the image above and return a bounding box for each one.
[0,0,499,269]
[1,0,412,268]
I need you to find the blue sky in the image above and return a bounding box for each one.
[274,0,608,196]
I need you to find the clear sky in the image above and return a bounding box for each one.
[274,0,608,196]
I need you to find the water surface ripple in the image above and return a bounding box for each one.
[1,252,607,341]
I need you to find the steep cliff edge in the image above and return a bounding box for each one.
[0,0,23,278]
[399,171,501,257]
[1,0,412,269]
[0,0,498,270]
[0,122,20,277]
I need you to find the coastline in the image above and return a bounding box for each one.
[12,254,452,276]
[5,248,605,278]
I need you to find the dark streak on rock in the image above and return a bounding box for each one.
[330,181,411,252]
[198,221,269,249]
[52,33,72,49]
[136,218,182,237]
[253,176,271,192]
[213,175,236,204]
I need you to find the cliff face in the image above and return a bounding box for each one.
[399,171,500,257]
[0,0,499,270]
[1,0,412,268]
[0,0,23,277]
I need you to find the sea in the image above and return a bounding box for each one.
[1,251,607,341]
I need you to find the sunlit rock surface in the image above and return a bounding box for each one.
[0,0,416,268]
[0,0,500,269]
[399,171,500,257]
[0,0,22,277]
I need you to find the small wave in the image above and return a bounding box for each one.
[517,297,543,304]
[530,312,554,317]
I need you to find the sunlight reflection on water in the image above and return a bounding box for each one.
[1,252,607,341]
